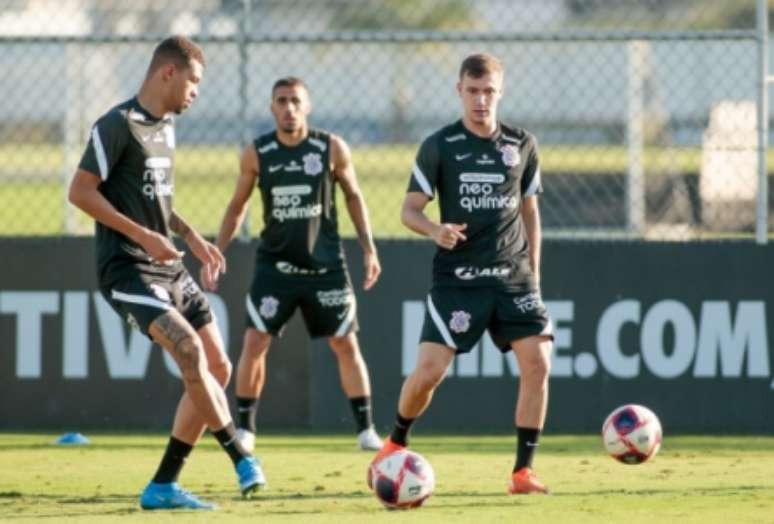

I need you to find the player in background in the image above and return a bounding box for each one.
[370,53,554,495]
[68,36,265,510]
[205,77,383,460]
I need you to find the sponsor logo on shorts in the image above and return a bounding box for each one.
[180,275,201,299]
[275,261,328,275]
[514,293,543,313]
[259,296,279,318]
[149,284,170,302]
[449,310,471,334]
[317,288,352,307]
[454,266,511,280]
[126,313,140,331]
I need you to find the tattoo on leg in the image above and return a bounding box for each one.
[153,312,202,383]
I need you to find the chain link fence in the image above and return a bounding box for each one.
[0,0,770,240]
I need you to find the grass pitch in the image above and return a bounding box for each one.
[0,433,773,523]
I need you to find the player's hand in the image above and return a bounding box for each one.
[431,223,467,250]
[363,251,381,291]
[138,230,185,264]
[187,234,227,291]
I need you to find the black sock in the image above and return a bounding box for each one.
[212,422,250,466]
[236,396,259,433]
[390,413,415,446]
[349,396,373,433]
[514,427,541,472]
[152,436,193,484]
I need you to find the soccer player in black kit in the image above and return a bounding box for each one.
[68,36,264,510]
[205,77,383,462]
[370,53,554,495]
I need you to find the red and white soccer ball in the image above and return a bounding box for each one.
[602,404,663,464]
[370,450,435,509]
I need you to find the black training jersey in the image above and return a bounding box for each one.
[254,129,345,272]
[407,119,542,291]
[79,97,181,283]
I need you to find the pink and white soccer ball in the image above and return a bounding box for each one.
[602,404,663,464]
[370,450,435,509]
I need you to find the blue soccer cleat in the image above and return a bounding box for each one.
[139,482,215,510]
[236,456,267,497]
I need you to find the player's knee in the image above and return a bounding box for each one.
[210,357,232,386]
[328,335,359,360]
[412,359,447,390]
[522,352,551,384]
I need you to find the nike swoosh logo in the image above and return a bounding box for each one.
[455,153,471,161]
[268,164,283,173]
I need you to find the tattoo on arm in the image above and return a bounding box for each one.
[169,211,192,241]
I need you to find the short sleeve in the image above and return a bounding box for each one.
[520,135,542,198]
[78,111,129,181]
[407,135,441,199]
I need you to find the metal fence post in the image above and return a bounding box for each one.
[756,0,770,245]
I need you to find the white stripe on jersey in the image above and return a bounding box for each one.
[427,294,457,349]
[245,294,269,333]
[523,167,542,197]
[334,299,357,337]
[110,290,172,311]
[412,163,434,197]
[92,126,109,181]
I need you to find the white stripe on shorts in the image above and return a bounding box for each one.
[334,299,357,337]
[245,294,268,333]
[426,294,456,349]
[110,290,171,310]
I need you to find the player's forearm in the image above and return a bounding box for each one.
[401,205,439,239]
[169,211,202,246]
[523,206,542,281]
[345,194,377,254]
[214,202,249,252]
[68,186,148,244]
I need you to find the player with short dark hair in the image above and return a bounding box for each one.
[68,35,265,510]
[371,52,554,494]
[205,77,383,460]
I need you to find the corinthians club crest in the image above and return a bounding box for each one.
[500,144,521,167]
[449,310,471,334]
[259,296,279,319]
[303,152,323,176]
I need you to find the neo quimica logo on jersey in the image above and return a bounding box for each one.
[458,173,517,212]
[142,157,173,200]
[270,184,322,222]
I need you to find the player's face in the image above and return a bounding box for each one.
[168,59,203,115]
[457,72,503,127]
[271,85,310,133]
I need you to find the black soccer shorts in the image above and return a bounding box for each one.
[99,268,213,336]
[245,260,358,339]
[419,285,553,354]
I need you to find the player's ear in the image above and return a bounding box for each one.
[456,81,463,97]
[160,63,176,82]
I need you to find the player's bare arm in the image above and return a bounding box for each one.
[169,210,226,285]
[401,192,467,250]
[68,168,184,262]
[521,195,542,285]
[204,145,260,291]
[331,135,381,290]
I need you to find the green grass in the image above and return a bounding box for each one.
[0,142,765,237]
[0,433,773,522]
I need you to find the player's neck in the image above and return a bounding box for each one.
[462,117,498,139]
[276,126,308,147]
[136,86,168,119]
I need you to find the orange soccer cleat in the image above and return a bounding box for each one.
[366,436,405,489]
[508,467,550,495]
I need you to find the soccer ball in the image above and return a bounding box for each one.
[370,450,435,509]
[602,404,662,464]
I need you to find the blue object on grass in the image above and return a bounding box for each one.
[55,432,90,445]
